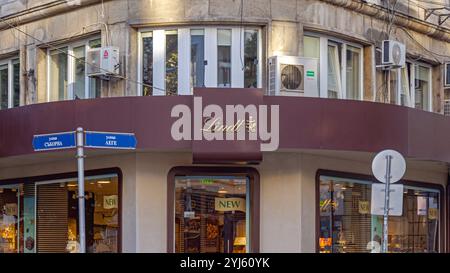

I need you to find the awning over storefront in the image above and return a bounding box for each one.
[1,89,450,164]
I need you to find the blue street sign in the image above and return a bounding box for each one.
[85,131,137,149]
[32,131,76,151]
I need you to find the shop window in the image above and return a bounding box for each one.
[47,37,101,102]
[318,174,441,253]
[0,185,24,253]
[0,58,20,109]
[139,27,261,95]
[174,176,249,253]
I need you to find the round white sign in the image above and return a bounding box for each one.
[371,149,406,183]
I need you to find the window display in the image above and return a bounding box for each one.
[0,185,23,253]
[175,177,248,253]
[318,175,440,253]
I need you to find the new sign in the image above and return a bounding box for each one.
[32,132,76,151]
[85,131,137,149]
[215,197,246,212]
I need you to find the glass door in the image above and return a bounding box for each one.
[175,176,249,253]
[0,184,23,253]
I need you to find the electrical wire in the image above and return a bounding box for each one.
[0,17,167,93]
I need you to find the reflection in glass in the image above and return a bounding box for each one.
[218,29,232,87]
[319,175,440,253]
[244,30,258,88]
[175,177,248,253]
[13,60,20,107]
[414,65,430,111]
[49,47,68,101]
[73,46,86,99]
[0,64,8,109]
[346,46,361,100]
[327,45,340,99]
[142,33,153,96]
[166,30,178,95]
[191,30,205,89]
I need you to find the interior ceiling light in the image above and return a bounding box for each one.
[97,180,111,184]
[218,187,228,194]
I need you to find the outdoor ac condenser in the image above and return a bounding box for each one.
[381,40,406,68]
[268,56,318,97]
[86,46,120,78]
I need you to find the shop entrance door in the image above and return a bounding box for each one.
[0,184,23,253]
[175,176,249,253]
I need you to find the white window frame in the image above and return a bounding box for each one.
[46,37,101,102]
[305,33,364,100]
[137,26,262,96]
[389,61,432,111]
[0,57,20,108]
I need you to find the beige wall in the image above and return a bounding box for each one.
[0,151,446,253]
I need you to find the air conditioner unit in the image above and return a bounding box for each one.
[382,40,406,68]
[268,56,318,97]
[87,46,120,78]
[444,63,450,87]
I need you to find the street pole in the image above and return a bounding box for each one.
[382,155,392,253]
[76,127,86,253]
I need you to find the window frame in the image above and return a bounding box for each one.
[0,167,122,253]
[137,26,262,96]
[389,61,433,111]
[46,37,101,102]
[304,33,364,100]
[167,166,260,253]
[0,57,20,109]
[315,169,446,253]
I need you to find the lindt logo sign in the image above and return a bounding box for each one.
[171,97,280,151]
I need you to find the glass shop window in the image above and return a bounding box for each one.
[34,174,119,253]
[0,185,24,253]
[175,176,249,253]
[319,175,440,253]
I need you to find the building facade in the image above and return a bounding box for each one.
[0,0,450,253]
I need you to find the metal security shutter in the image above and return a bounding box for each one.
[37,183,68,253]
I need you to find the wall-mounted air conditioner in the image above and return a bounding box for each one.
[87,46,120,78]
[268,56,318,97]
[381,40,406,68]
[444,63,450,87]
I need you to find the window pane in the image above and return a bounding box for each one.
[36,175,119,253]
[327,45,340,99]
[89,78,101,98]
[49,48,68,101]
[0,185,23,253]
[175,177,248,253]
[0,64,8,109]
[346,46,361,100]
[142,33,153,96]
[218,29,232,87]
[414,65,430,111]
[319,175,440,253]
[244,29,258,88]
[390,69,399,104]
[400,65,411,107]
[89,39,102,49]
[73,46,86,99]
[191,30,205,88]
[166,30,178,96]
[304,36,320,59]
[12,60,20,107]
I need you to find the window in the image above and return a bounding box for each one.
[303,34,363,100]
[0,173,120,253]
[142,32,153,96]
[175,176,249,253]
[166,30,178,96]
[191,29,205,88]
[218,29,232,88]
[139,27,261,95]
[387,62,432,111]
[48,38,101,102]
[244,29,258,88]
[318,174,441,253]
[0,58,20,109]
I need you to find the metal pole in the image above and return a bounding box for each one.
[382,155,392,253]
[76,127,86,253]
